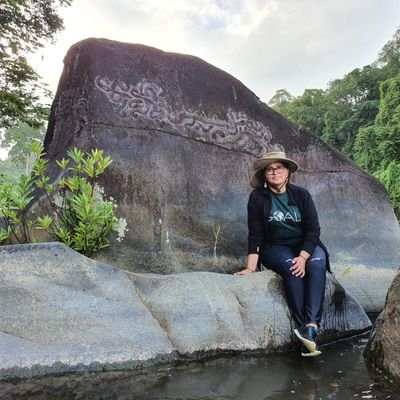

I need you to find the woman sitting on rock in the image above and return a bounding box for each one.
[235,151,329,357]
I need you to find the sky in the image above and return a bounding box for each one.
[29,0,400,103]
[1,0,399,160]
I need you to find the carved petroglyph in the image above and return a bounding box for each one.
[95,76,275,154]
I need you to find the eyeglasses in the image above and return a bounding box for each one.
[265,165,287,175]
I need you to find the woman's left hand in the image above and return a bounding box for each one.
[290,257,306,278]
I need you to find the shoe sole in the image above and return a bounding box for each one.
[294,328,317,353]
[301,349,322,357]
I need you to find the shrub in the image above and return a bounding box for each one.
[0,143,127,257]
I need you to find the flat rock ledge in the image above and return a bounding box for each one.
[0,243,371,379]
[364,270,400,384]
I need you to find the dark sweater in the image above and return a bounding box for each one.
[247,183,330,271]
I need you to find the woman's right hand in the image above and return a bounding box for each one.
[235,254,259,276]
[234,268,255,276]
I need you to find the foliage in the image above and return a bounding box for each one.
[354,77,400,216]
[272,89,328,138]
[0,170,36,243]
[272,65,382,156]
[322,66,383,155]
[0,0,72,128]
[375,27,400,78]
[0,157,20,178]
[376,162,400,219]
[1,122,46,171]
[322,98,380,155]
[268,89,294,107]
[0,143,127,257]
[354,77,400,170]
[353,125,384,173]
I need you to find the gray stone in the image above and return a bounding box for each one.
[0,243,370,379]
[40,38,400,312]
[0,243,174,378]
[364,270,400,384]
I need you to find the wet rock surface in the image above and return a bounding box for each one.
[39,38,400,312]
[0,243,370,379]
[365,270,400,384]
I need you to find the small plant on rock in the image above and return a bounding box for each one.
[0,172,37,243]
[0,143,127,257]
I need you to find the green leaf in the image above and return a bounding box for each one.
[83,157,96,178]
[67,148,84,165]
[56,158,70,170]
[0,227,12,243]
[64,176,88,192]
[31,141,45,157]
[35,215,53,229]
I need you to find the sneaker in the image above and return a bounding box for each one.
[294,325,318,353]
[300,345,322,357]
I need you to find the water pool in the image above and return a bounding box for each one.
[1,332,399,400]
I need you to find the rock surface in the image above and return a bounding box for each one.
[0,243,370,379]
[364,270,400,384]
[40,38,400,312]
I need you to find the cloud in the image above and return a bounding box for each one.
[101,0,275,35]
[28,0,400,104]
[217,0,400,100]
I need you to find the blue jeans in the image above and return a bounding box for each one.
[262,244,326,328]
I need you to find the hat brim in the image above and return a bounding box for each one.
[253,157,298,172]
[250,158,298,188]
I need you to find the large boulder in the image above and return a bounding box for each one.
[0,243,370,379]
[41,38,400,312]
[364,271,400,384]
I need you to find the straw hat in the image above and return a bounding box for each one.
[250,151,299,188]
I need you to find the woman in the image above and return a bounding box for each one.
[235,151,329,357]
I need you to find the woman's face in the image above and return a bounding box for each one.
[264,162,289,187]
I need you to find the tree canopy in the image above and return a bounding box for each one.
[0,0,72,129]
[1,122,45,172]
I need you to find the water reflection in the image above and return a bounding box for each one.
[1,333,399,400]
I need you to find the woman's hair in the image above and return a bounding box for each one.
[287,167,293,183]
[282,162,292,183]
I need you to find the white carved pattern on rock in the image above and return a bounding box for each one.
[94,76,279,154]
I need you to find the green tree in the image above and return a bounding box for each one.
[354,77,400,215]
[268,89,294,107]
[373,77,400,166]
[1,122,45,172]
[376,162,400,219]
[321,66,382,156]
[375,26,400,79]
[271,89,328,138]
[323,99,379,156]
[0,0,72,129]
[353,124,384,173]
